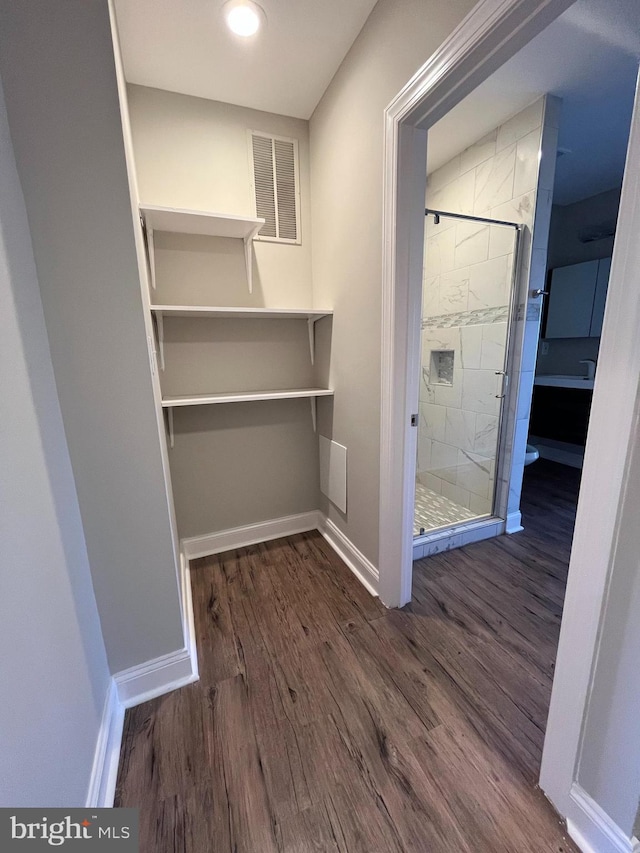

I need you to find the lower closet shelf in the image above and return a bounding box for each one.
[162,388,334,446]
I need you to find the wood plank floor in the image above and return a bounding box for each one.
[115,460,581,852]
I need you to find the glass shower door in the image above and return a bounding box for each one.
[415,210,519,536]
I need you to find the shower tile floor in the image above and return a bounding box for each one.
[414,482,477,536]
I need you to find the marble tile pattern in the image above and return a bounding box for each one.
[416,97,554,533]
[432,350,454,385]
[422,305,509,330]
[417,309,507,525]
[414,482,478,536]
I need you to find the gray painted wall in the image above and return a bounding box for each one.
[0,0,184,673]
[0,76,110,806]
[309,0,483,566]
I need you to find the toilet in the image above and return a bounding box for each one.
[524,443,539,466]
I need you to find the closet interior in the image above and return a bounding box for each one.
[119,81,336,551]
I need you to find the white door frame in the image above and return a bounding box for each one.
[379,0,640,824]
[378,0,575,606]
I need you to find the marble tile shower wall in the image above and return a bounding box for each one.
[418,319,509,515]
[418,97,559,522]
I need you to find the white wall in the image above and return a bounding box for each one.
[310,0,478,565]
[0,76,110,806]
[0,0,184,673]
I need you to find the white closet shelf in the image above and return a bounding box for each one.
[139,204,265,294]
[151,305,332,320]
[140,204,264,239]
[151,306,333,369]
[162,389,333,445]
[162,389,334,408]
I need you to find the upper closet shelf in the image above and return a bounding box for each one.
[140,205,264,239]
[139,204,265,294]
[150,305,333,368]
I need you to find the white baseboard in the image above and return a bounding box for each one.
[87,551,200,805]
[113,545,200,710]
[181,511,320,560]
[317,515,379,596]
[85,680,124,807]
[114,646,198,709]
[182,511,379,599]
[505,510,523,534]
[87,642,197,804]
[567,783,640,853]
[179,550,199,680]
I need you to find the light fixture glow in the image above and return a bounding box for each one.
[223,1,264,38]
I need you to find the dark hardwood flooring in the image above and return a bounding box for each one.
[115,460,581,852]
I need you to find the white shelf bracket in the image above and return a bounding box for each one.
[307,317,316,365]
[310,396,317,433]
[167,407,174,449]
[147,225,156,290]
[243,225,261,294]
[156,311,165,371]
[243,236,252,294]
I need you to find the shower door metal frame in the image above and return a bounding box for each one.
[416,208,523,538]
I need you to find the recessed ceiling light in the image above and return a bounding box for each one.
[223,0,265,38]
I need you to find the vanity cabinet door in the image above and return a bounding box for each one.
[546,260,599,338]
[530,386,593,445]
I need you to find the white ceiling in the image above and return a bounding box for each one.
[427,0,640,205]
[113,0,378,120]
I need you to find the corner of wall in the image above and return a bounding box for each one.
[566,783,639,853]
[85,681,125,808]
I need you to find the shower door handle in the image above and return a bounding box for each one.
[495,371,508,399]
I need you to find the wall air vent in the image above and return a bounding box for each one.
[249,131,301,244]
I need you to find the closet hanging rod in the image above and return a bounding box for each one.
[425,207,521,229]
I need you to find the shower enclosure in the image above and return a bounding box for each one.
[415,209,519,537]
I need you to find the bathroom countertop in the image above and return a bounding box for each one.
[534,374,594,390]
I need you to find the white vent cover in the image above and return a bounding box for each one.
[249,131,301,244]
[319,436,347,513]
